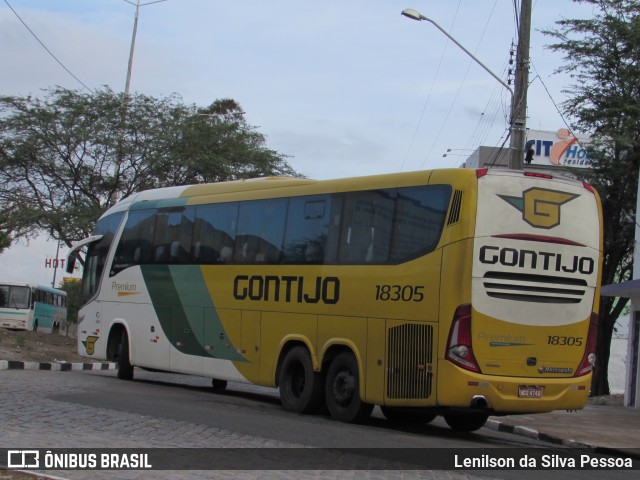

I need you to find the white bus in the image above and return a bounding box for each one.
[0,281,68,334]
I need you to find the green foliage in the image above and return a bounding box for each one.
[544,0,640,395]
[59,279,82,329]
[0,88,298,250]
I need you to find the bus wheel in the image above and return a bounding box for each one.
[32,320,38,332]
[380,406,437,424]
[116,330,134,380]
[443,413,488,432]
[325,352,373,423]
[211,379,228,391]
[278,346,324,414]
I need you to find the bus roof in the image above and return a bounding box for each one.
[103,170,459,216]
[0,281,66,294]
[99,168,589,219]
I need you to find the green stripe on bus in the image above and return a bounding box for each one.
[130,197,189,211]
[141,265,246,362]
[0,311,27,316]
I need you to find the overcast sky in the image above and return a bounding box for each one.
[0,0,596,286]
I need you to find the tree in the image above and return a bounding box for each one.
[544,0,640,395]
[59,278,82,336]
[0,87,298,252]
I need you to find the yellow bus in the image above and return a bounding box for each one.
[67,168,602,431]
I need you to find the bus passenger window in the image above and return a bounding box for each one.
[235,199,287,264]
[339,190,394,263]
[389,185,451,261]
[152,207,194,264]
[111,209,156,275]
[192,203,238,264]
[283,196,330,264]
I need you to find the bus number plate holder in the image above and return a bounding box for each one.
[518,385,543,398]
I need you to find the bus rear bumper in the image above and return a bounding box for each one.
[437,362,591,414]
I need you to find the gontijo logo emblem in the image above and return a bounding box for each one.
[499,188,579,229]
[83,335,99,355]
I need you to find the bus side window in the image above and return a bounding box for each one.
[192,203,238,264]
[234,199,287,264]
[111,209,156,275]
[151,207,194,264]
[283,195,330,264]
[389,185,451,262]
[339,190,395,263]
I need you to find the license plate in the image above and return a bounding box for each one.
[518,385,544,398]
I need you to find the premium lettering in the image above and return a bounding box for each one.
[233,275,340,304]
[479,245,595,275]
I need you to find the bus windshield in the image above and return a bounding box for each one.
[0,285,31,309]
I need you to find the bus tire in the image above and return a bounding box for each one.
[278,346,324,414]
[32,320,38,332]
[443,412,488,432]
[325,351,373,423]
[116,330,134,380]
[211,379,228,391]
[380,406,437,424]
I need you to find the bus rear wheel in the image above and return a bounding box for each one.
[325,352,373,423]
[443,412,488,432]
[278,346,324,414]
[116,330,134,380]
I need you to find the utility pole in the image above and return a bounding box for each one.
[508,0,532,170]
[123,0,167,96]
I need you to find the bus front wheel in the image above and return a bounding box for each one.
[278,346,324,414]
[325,352,373,423]
[116,330,134,380]
[443,412,488,432]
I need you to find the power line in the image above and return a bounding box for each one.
[420,0,499,169]
[400,0,463,172]
[463,58,510,151]
[3,0,93,92]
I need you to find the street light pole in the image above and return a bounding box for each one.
[123,0,168,96]
[401,9,513,98]
[401,7,528,170]
[508,0,532,170]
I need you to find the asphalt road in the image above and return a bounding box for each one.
[1,369,637,479]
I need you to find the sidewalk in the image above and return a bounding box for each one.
[487,395,640,456]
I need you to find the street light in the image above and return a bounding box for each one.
[401,8,519,169]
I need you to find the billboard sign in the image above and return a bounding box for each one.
[525,129,591,168]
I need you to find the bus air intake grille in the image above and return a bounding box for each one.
[483,272,587,304]
[447,190,463,225]
[387,323,433,399]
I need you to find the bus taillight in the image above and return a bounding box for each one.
[575,313,599,377]
[446,304,481,373]
[476,168,489,178]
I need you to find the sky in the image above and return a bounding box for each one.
[0,0,597,287]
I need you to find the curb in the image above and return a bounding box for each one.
[486,418,591,448]
[487,418,640,460]
[0,359,117,371]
